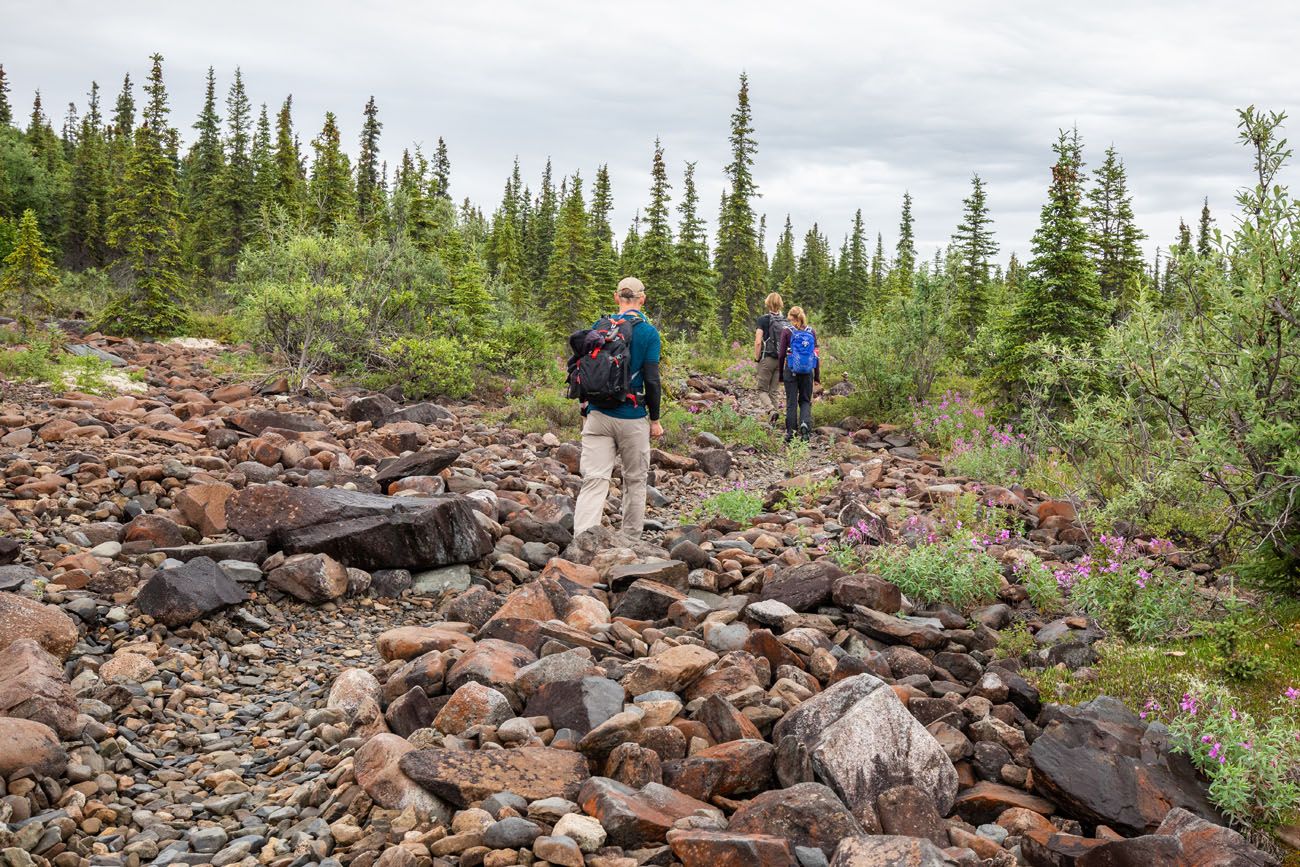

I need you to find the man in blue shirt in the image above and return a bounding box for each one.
[573,276,663,539]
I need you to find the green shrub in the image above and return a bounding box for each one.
[495,388,582,437]
[690,403,777,452]
[1165,678,1300,831]
[377,336,475,400]
[1203,605,1278,682]
[1013,556,1066,613]
[692,486,764,524]
[995,621,1038,660]
[865,534,1003,608]
[1064,536,1198,642]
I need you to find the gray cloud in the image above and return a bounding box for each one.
[3,0,1296,266]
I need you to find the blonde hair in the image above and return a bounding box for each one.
[765,292,784,314]
[788,306,808,328]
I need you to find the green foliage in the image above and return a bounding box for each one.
[0,330,111,394]
[865,534,1003,609]
[835,277,950,421]
[689,402,778,452]
[777,476,835,511]
[1013,556,1066,613]
[377,335,473,399]
[1064,539,1199,642]
[1203,605,1279,682]
[716,74,764,342]
[780,437,811,477]
[494,387,581,437]
[542,173,595,338]
[950,174,998,341]
[693,486,764,524]
[1166,679,1300,831]
[1088,145,1147,312]
[0,209,58,322]
[995,620,1038,660]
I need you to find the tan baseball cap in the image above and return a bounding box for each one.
[617,276,646,298]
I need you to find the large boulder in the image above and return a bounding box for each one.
[399,746,590,806]
[354,733,450,822]
[830,835,954,867]
[760,561,844,612]
[0,718,67,778]
[266,552,349,603]
[135,557,248,628]
[1029,697,1221,835]
[278,499,492,571]
[0,639,80,738]
[772,674,958,819]
[374,448,460,489]
[227,484,429,540]
[525,676,626,735]
[728,782,864,858]
[0,593,80,659]
[578,776,725,848]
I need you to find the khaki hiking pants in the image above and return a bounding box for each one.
[573,412,651,538]
[756,356,782,411]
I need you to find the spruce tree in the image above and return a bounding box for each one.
[950,174,998,340]
[542,173,595,337]
[620,215,641,276]
[675,161,716,331]
[990,128,1105,399]
[182,67,226,279]
[893,191,916,295]
[588,163,619,300]
[794,224,831,315]
[1196,198,1213,256]
[526,159,557,290]
[768,215,795,293]
[214,69,255,269]
[870,232,884,300]
[0,209,58,322]
[269,97,306,222]
[308,111,355,234]
[844,208,870,323]
[0,65,10,126]
[249,103,275,226]
[1086,145,1145,313]
[67,81,109,266]
[638,140,678,327]
[487,163,528,307]
[102,54,186,336]
[825,234,851,331]
[432,137,451,199]
[104,74,136,255]
[355,96,383,231]
[715,73,764,341]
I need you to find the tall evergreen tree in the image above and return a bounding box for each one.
[214,68,254,269]
[990,128,1105,399]
[432,137,451,200]
[1196,198,1213,256]
[638,140,678,326]
[249,103,275,223]
[269,97,306,222]
[526,159,557,290]
[1086,145,1146,313]
[67,81,109,266]
[715,73,764,341]
[893,191,916,295]
[675,161,716,330]
[950,174,998,340]
[768,215,796,293]
[620,215,641,275]
[844,208,870,322]
[1,209,58,321]
[355,96,383,230]
[104,73,136,255]
[0,65,10,126]
[794,223,831,315]
[870,232,884,300]
[307,112,355,234]
[182,66,226,279]
[102,53,186,336]
[588,163,619,298]
[542,173,595,336]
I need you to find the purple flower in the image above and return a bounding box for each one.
[1285,687,1299,701]
[1179,693,1199,716]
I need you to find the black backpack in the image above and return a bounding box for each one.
[762,313,789,357]
[566,314,639,409]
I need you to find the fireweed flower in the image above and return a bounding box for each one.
[1179,693,1200,715]
[1285,687,1299,700]
[1136,568,1151,589]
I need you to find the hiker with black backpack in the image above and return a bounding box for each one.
[752,292,787,423]
[566,277,663,539]
[778,305,820,442]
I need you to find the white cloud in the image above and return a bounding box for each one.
[3,0,1297,266]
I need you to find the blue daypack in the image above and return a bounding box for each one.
[787,327,817,375]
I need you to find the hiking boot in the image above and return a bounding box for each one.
[768,410,781,425]
[799,423,810,441]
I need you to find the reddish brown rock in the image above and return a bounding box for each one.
[875,784,949,848]
[175,482,235,536]
[0,638,80,738]
[830,835,953,866]
[267,552,349,603]
[0,718,67,778]
[399,746,590,807]
[667,829,796,867]
[729,782,865,858]
[354,732,450,820]
[578,776,724,848]
[953,780,1055,825]
[663,739,775,800]
[833,573,903,614]
[433,681,513,734]
[376,625,474,661]
[621,643,717,696]
[123,514,189,548]
[0,593,80,660]
[445,638,536,705]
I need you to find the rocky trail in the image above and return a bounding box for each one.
[0,331,1282,867]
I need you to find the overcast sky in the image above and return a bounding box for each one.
[4,1,1298,266]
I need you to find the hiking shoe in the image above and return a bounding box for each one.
[799,423,810,441]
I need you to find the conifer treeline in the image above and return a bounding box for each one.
[0,57,1205,347]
